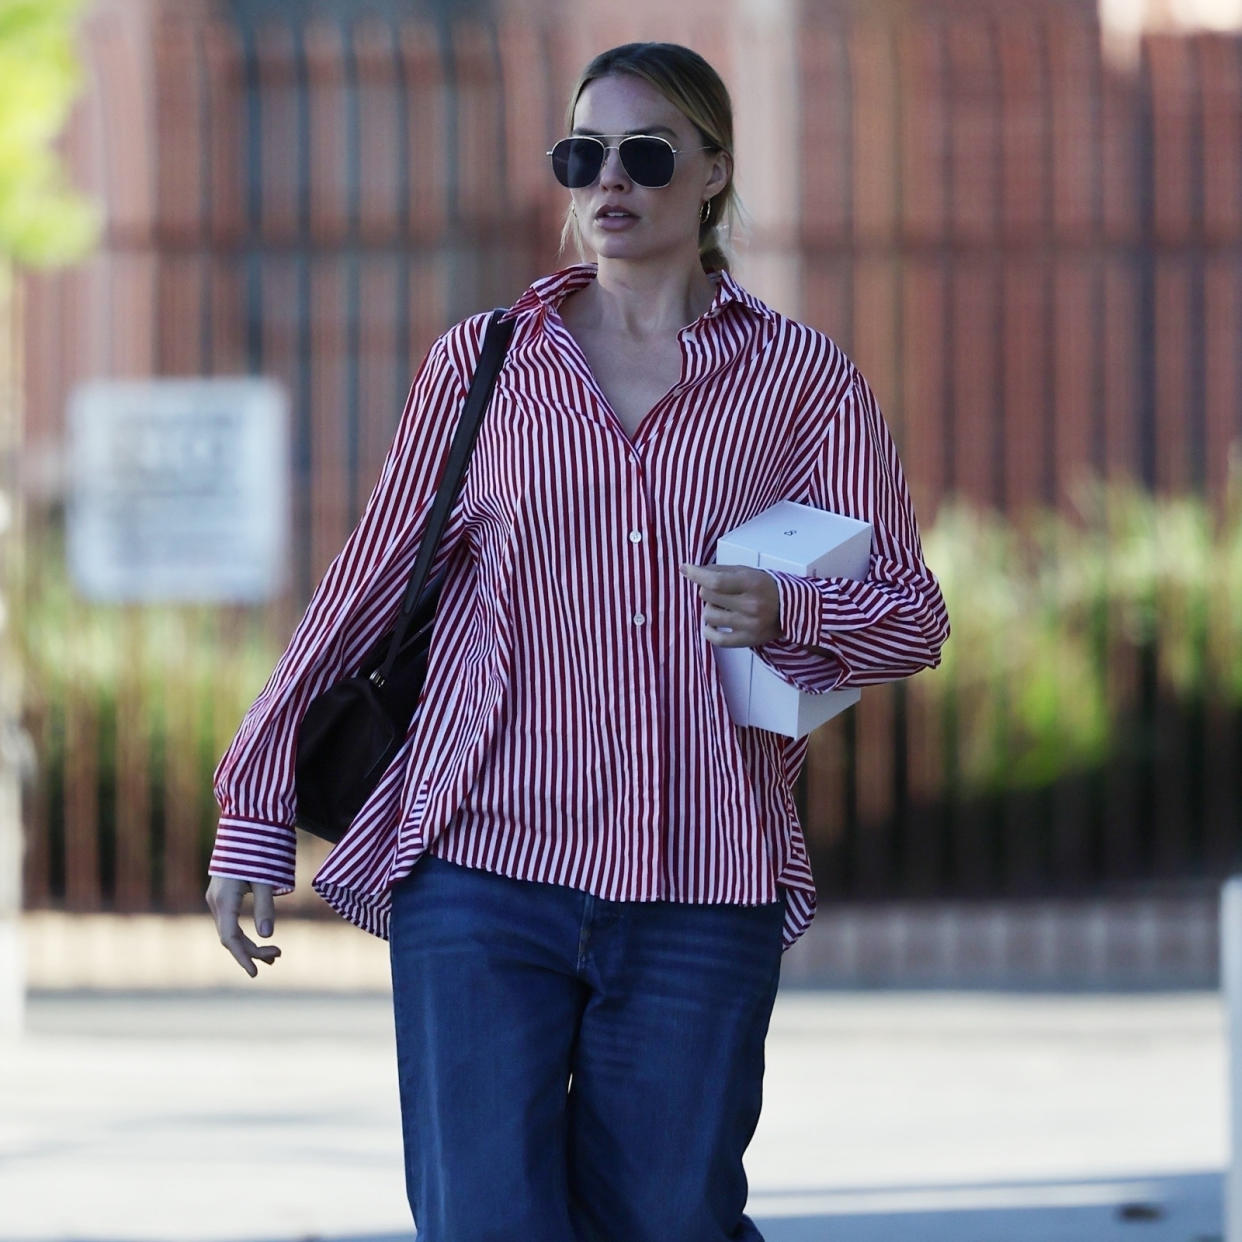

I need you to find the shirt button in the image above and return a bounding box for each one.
[632,613,646,626]
[628,530,643,543]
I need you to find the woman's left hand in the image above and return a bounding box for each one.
[680,563,783,648]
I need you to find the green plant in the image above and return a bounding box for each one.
[17,479,1242,900]
[919,480,1242,793]
[0,0,99,269]
[17,548,282,899]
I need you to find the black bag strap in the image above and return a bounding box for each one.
[375,308,514,685]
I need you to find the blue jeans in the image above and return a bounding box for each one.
[389,856,785,1242]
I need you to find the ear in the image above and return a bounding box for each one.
[704,148,732,200]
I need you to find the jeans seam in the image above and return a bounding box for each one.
[575,894,594,975]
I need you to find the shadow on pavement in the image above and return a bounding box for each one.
[751,1170,1223,1242]
[41,1172,1223,1242]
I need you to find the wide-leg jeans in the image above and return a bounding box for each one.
[389,855,786,1242]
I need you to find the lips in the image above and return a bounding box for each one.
[595,204,637,221]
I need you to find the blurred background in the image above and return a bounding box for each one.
[5,0,1241,987]
[1,1,1240,1240]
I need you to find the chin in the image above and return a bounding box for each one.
[590,234,681,265]
[588,231,641,255]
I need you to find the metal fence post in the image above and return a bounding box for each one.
[1223,877,1242,1241]
[0,261,24,1039]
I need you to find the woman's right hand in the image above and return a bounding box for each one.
[206,876,282,977]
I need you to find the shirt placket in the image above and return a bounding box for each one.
[626,323,722,894]
[558,326,669,898]
[637,322,723,891]
[553,304,733,901]
[618,439,666,897]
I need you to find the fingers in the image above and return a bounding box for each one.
[681,563,773,613]
[682,562,782,648]
[223,929,281,978]
[703,625,754,648]
[206,876,282,978]
[252,884,276,939]
[701,605,762,647]
[680,563,751,596]
[702,603,750,630]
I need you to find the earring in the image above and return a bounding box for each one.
[700,199,711,224]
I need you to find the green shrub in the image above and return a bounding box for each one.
[920,480,1242,793]
[17,549,281,901]
[17,480,1242,900]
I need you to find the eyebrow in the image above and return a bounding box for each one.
[571,125,679,139]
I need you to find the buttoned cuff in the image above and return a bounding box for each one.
[766,570,825,648]
[208,816,297,893]
[757,570,849,693]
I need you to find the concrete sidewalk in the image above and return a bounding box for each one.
[0,988,1227,1242]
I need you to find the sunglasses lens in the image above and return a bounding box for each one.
[549,136,678,189]
[550,138,603,188]
[618,137,675,187]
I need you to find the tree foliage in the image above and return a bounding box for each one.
[0,0,98,267]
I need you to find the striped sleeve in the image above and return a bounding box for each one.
[207,322,480,887]
[757,373,949,691]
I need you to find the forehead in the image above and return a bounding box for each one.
[571,74,691,138]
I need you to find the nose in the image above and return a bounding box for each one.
[599,143,629,188]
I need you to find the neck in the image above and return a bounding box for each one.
[584,255,717,336]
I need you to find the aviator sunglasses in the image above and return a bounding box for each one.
[547,134,712,189]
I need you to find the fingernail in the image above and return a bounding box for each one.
[259,920,272,937]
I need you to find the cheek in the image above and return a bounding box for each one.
[669,176,707,215]
[646,186,697,226]
[667,195,702,231]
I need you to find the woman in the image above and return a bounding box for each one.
[207,41,948,1242]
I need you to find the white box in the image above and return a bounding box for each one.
[713,501,872,738]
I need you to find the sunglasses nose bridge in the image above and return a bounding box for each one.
[597,140,629,184]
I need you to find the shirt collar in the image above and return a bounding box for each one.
[502,263,777,325]
[502,265,598,319]
[706,267,777,323]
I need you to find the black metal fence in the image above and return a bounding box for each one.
[17,0,1242,912]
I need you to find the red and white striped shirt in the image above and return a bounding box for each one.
[210,264,948,948]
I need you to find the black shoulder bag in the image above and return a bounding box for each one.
[294,309,515,843]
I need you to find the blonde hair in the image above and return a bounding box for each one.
[558,42,740,273]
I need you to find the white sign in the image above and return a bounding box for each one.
[67,378,289,603]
